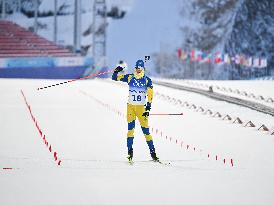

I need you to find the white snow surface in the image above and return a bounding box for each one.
[1,78,274,205]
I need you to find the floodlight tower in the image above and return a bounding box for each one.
[74,0,81,54]
[92,0,107,69]
[1,0,6,19]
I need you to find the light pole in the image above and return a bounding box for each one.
[74,0,81,54]
[34,0,38,33]
[1,0,6,19]
[92,0,107,69]
[54,0,57,43]
[17,0,21,12]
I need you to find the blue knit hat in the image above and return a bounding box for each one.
[135,60,145,69]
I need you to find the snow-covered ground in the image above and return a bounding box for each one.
[1,78,274,205]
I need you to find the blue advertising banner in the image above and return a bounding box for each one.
[1,56,92,69]
[0,56,93,79]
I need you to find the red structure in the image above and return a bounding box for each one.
[0,20,74,58]
[0,20,92,79]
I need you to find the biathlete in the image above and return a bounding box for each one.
[112,59,159,162]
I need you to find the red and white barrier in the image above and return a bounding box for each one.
[21,90,62,166]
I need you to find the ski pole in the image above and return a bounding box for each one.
[37,69,115,91]
[150,113,183,116]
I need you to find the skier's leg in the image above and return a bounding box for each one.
[127,104,136,158]
[136,105,158,160]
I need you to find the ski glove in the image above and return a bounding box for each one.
[142,111,149,117]
[145,102,151,111]
[114,66,123,73]
[142,102,151,117]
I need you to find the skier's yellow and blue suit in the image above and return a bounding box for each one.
[112,72,156,154]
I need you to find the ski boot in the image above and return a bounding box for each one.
[127,148,133,164]
[151,152,159,162]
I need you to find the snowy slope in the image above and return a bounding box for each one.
[1,78,274,205]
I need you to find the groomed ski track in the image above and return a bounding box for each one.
[1,78,274,205]
[154,80,274,117]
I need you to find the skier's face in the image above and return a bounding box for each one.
[134,67,145,79]
[135,67,144,74]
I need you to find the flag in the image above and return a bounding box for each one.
[200,52,209,63]
[177,48,182,58]
[246,57,253,67]
[235,55,240,64]
[239,55,246,65]
[196,50,203,62]
[177,48,188,61]
[214,53,223,64]
[224,54,230,64]
[191,50,196,61]
[260,58,267,68]
[258,58,267,68]
[181,50,188,60]
[253,58,260,67]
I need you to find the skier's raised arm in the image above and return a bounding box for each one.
[112,65,129,83]
[112,61,128,82]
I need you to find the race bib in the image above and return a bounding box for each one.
[128,89,147,105]
[128,76,147,105]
